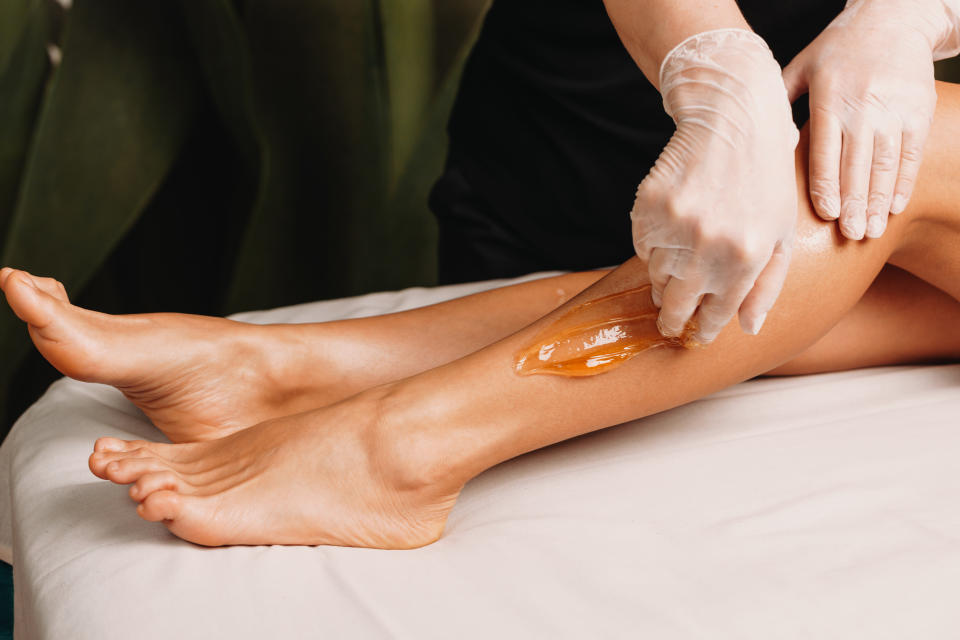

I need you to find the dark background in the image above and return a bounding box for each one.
[0,0,488,440]
[1,0,959,444]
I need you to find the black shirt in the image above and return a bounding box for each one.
[431,0,846,283]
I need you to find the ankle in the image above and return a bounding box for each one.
[364,381,479,497]
[245,323,348,409]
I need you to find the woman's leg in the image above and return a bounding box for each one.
[1,230,955,443]
[0,266,605,442]
[770,265,960,374]
[86,84,960,548]
[7,61,960,442]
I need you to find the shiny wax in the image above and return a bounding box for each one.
[514,285,698,377]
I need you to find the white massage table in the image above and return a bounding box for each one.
[1,273,958,639]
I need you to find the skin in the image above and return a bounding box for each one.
[2,84,960,550]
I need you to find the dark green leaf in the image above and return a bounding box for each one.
[179,0,261,174]
[380,0,434,190]
[0,0,51,242]
[361,0,488,292]
[0,0,31,73]
[0,0,202,432]
[225,0,389,311]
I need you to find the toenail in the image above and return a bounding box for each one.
[106,461,119,474]
[96,439,122,453]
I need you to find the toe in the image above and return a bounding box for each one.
[146,493,229,546]
[103,456,172,484]
[130,470,191,502]
[90,442,201,482]
[90,447,157,477]
[89,452,103,478]
[94,438,181,460]
[32,276,69,302]
[137,490,182,522]
[4,272,53,328]
[88,450,129,478]
[94,437,137,453]
[0,268,29,291]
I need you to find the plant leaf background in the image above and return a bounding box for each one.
[1,1,959,440]
[0,0,488,438]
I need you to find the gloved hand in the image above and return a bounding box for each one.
[782,0,960,240]
[632,29,799,344]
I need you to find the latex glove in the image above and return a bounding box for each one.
[782,0,960,240]
[632,29,799,344]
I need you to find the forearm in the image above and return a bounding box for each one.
[601,0,751,87]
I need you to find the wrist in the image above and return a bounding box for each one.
[841,0,960,59]
[929,0,960,59]
[660,28,796,144]
[658,28,774,90]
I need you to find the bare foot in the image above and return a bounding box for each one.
[0,268,321,443]
[88,390,462,548]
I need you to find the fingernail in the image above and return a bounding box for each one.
[840,212,866,240]
[819,197,840,220]
[651,288,662,308]
[890,194,907,215]
[656,315,677,337]
[866,215,885,238]
[745,312,767,335]
[692,332,717,345]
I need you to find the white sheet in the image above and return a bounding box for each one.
[1,274,959,639]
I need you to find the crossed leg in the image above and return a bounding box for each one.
[1,259,957,442]
[3,84,960,548]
